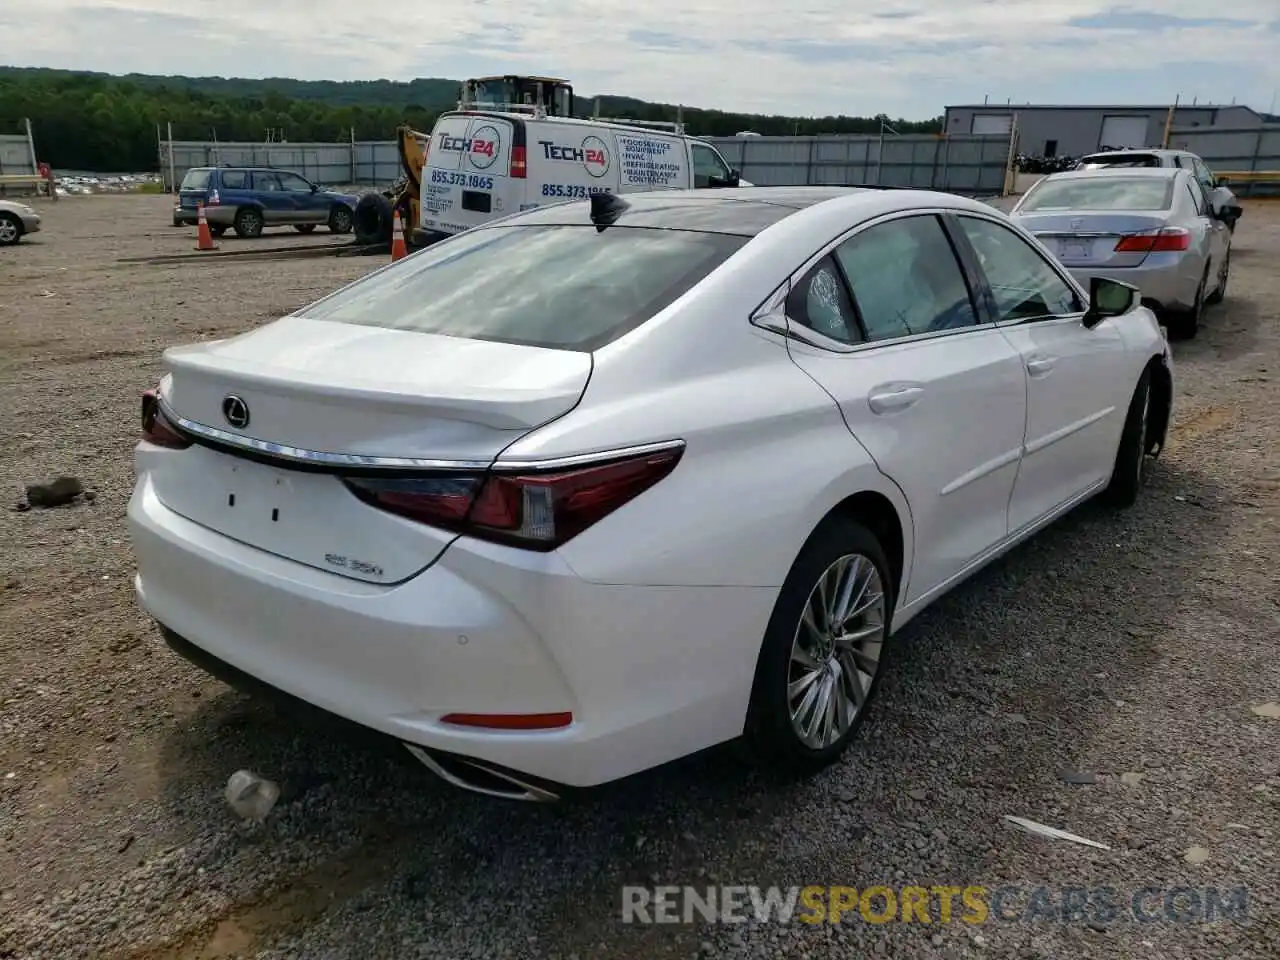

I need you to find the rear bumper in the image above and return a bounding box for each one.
[1067,256,1198,312]
[127,473,773,789]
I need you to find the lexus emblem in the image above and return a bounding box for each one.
[222,394,250,429]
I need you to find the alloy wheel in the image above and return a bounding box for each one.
[788,553,886,750]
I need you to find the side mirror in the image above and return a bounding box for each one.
[1216,175,1230,186]
[311,184,319,192]
[1082,276,1139,329]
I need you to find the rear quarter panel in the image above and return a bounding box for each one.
[500,249,914,590]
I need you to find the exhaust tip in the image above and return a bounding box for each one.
[403,743,560,802]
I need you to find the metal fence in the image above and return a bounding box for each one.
[704,134,1012,193]
[0,132,37,175]
[159,133,1012,195]
[1165,125,1280,196]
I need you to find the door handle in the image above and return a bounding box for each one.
[868,384,924,414]
[1026,356,1055,376]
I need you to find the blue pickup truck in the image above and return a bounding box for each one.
[174,166,358,238]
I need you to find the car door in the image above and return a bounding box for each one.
[275,170,323,224]
[780,212,1028,604]
[689,142,735,188]
[249,170,291,225]
[950,213,1131,533]
[1185,171,1230,273]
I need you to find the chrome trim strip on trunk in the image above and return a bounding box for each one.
[157,396,685,474]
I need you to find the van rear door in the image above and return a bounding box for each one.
[421,113,513,235]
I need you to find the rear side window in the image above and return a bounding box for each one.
[179,169,211,190]
[219,170,248,189]
[300,225,746,351]
[1020,177,1174,211]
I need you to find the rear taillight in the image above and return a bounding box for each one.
[1114,227,1190,253]
[510,145,527,179]
[140,388,191,449]
[342,445,683,550]
[207,189,220,206]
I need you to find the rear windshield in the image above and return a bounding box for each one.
[1078,154,1160,169]
[300,225,747,351]
[180,169,212,190]
[1020,177,1174,212]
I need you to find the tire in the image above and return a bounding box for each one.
[328,205,354,235]
[294,224,317,234]
[209,225,227,238]
[1206,249,1229,305]
[353,192,394,246]
[0,211,23,246]
[744,517,895,774]
[1101,368,1154,509]
[233,207,264,239]
[1164,267,1207,340]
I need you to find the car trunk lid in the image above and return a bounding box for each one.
[1017,212,1174,268]
[149,316,591,583]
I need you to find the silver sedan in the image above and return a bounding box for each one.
[1010,167,1230,339]
[0,198,42,246]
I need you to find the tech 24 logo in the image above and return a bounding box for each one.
[438,125,501,170]
[538,136,611,178]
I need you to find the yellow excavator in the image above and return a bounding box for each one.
[354,76,576,249]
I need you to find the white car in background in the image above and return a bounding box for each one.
[128,187,1172,801]
[1075,148,1242,232]
[0,198,41,246]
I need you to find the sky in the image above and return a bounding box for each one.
[2,1,1279,119]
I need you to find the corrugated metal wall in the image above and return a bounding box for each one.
[704,135,1011,193]
[0,133,36,175]
[1166,125,1280,196]
[159,134,1012,194]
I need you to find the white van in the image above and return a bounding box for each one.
[419,111,746,238]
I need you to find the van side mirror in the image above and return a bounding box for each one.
[1082,276,1139,329]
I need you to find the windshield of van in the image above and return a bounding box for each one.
[179,169,211,190]
[299,225,746,351]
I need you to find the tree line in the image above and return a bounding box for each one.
[0,67,942,173]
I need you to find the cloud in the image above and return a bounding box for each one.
[2,0,1278,118]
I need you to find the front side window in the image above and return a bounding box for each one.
[834,215,980,341]
[691,144,731,187]
[955,216,1083,322]
[300,225,746,352]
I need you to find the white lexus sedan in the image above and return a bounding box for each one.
[128,187,1173,802]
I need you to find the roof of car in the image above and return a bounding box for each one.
[1081,148,1184,158]
[487,187,891,236]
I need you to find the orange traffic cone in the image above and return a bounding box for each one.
[390,208,407,262]
[195,203,218,251]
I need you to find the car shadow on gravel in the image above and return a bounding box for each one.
[147,460,1228,957]
[1172,295,1263,365]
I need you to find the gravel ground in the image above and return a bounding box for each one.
[1,194,1278,960]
